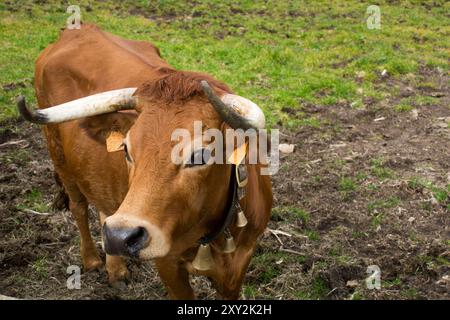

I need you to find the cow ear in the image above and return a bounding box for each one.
[106,131,125,152]
[78,111,137,152]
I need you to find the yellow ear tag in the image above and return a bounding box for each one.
[228,142,248,165]
[106,131,125,152]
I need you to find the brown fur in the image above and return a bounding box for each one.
[134,70,232,104]
[33,23,272,299]
[78,111,138,145]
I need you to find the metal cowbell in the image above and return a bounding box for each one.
[223,235,236,253]
[236,209,248,228]
[192,244,215,271]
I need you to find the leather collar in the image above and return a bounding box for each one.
[198,164,238,245]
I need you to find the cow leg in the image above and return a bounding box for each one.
[99,211,129,284]
[66,187,103,271]
[215,246,255,300]
[155,257,195,299]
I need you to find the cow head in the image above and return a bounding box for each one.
[17,71,265,259]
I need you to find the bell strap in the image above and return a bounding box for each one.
[198,164,238,245]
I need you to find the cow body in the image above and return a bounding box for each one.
[33,24,272,299]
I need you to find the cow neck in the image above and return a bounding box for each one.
[198,164,238,245]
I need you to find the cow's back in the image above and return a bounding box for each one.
[34,24,170,214]
[35,23,169,107]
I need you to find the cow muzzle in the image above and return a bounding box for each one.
[103,224,149,257]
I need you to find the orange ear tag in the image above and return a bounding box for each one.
[227,142,248,165]
[106,131,125,152]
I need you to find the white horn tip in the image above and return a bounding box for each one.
[221,94,266,129]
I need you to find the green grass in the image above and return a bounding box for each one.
[16,187,50,213]
[1,0,449,125]
[383,277,402,288]
[2,149,29,165]
[367,196,400,214]
[305,230,320,241]
[31,256,49,277]
[352,231,368,239]
[242,284,258,299]
[394,103,414,112]
[435,256,449,266]
[350,291,363,300]
[339,176,357,192]
[408,177,449,208]
[251,252,290,284]
[402,288,419,299]
[292,208,310,224]
[367,196,400,228]
[401,95,440,107]
[371,213,384,228]
[414,254,449,275]
[296,276,329,300]
[328,244,356,265]
[370,158,394,180]
[271,206,310,223]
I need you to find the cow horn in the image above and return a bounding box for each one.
[200,80,265,130]
[16,88,138,124]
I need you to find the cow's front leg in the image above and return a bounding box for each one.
[214,245,255,300]
[99,211,129,284]
[155,257,195,299]
[67,189,103,271]
[106,255,129,285]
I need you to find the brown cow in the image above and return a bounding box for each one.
[17,23,272,299]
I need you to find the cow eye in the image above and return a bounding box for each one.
[123,143,132,162]
[185,148,211,167]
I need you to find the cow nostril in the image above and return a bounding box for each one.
[125,227,148,253]
[103,224,149,257]
[125,227,147,249]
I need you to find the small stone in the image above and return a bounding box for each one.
[330,143,346,149]
[408,217,415,223]
[356,71,366,79]
[437,121,448,128]
[430,196,439,205]
[279,143,295,154]
[381,69,388,77]
[346,280,359,288]
[429,92,445,97]
[436,275,449,286]
[411,109,419,120]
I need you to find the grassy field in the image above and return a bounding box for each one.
[0,1,449,300]
[1,0,449,124]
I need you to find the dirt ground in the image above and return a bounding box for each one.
[0,67,449,300]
